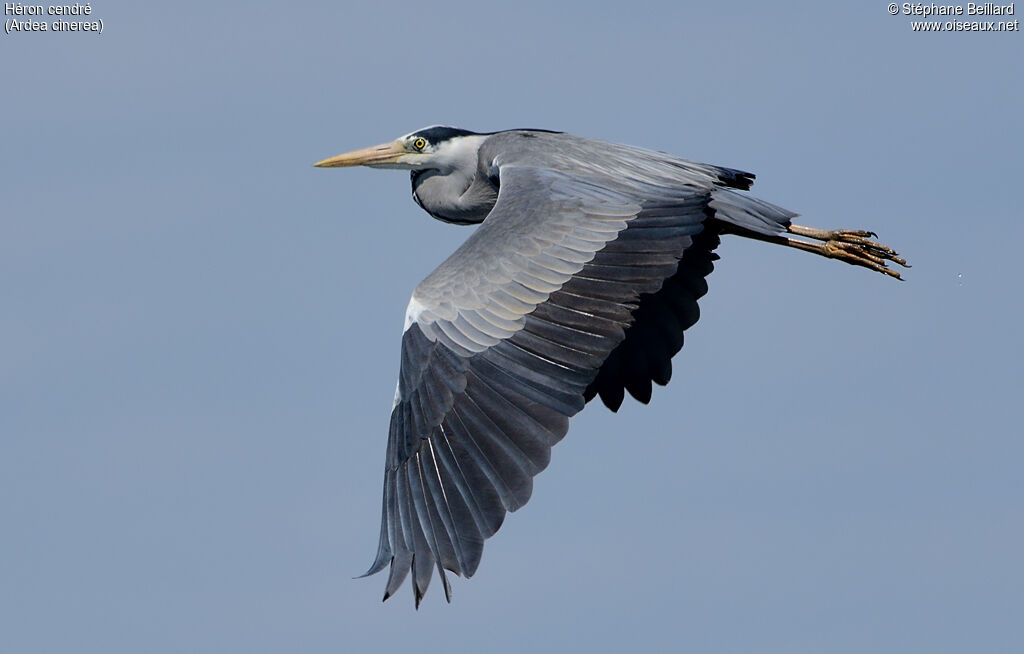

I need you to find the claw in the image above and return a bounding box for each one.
[786,223,909,279]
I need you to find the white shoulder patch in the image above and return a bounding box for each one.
[392,379,402,409]
[403,295,427,331]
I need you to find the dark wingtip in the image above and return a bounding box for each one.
[356,562,386,579]
[440,567,453,603]
[735,172,756,190]
[605,393,623,412]
[722,169,756,190]
[626,381,653,405]
[596,384,624,412]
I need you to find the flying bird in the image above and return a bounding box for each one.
[315,126,907,607]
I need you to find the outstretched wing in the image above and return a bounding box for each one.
[367,160,714,606]
[365,133,795,606]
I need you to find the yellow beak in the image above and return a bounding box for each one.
[313,141,406,168]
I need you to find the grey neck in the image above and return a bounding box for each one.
[410,168,497,225]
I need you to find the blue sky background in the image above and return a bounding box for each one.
[3,2,1021,652]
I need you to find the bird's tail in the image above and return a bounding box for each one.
[709,188,797,237]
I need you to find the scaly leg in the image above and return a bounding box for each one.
[731,223,909,279]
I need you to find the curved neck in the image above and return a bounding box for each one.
[411,170,494,224]
[409,135,497,225]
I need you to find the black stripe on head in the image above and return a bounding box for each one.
[409,126,565,145]
[409,126,481,145]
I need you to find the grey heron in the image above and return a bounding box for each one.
[315,126,907,607]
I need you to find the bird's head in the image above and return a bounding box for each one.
[314,126,484,172]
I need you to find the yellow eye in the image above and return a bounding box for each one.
[413,138,427,151]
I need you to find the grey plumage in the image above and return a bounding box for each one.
[314,126,907,607]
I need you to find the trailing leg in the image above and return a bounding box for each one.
[720,221,909,279]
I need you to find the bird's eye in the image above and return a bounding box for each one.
[413,138,427,151]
